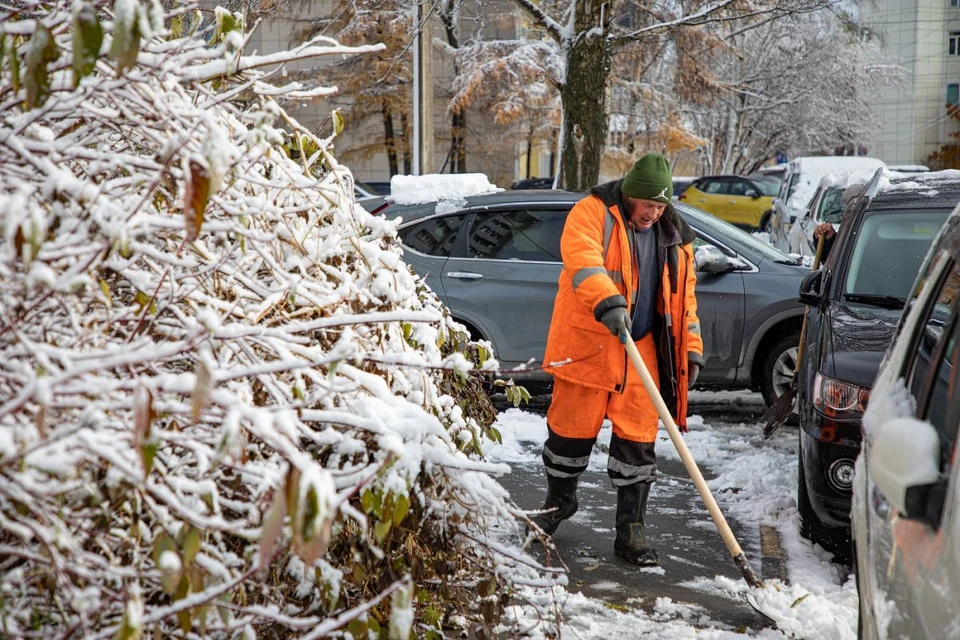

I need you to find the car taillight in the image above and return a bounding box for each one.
[813,373,869,419]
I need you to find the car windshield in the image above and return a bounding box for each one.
[674,202,796,264]
[817,187,845,224]
[842,210,951,306]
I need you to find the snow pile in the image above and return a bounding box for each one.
[0,3,557,637]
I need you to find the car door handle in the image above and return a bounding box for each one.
[729,200,738,204]
[446,271,483,280]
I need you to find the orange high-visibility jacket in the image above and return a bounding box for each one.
[543,181,704,428]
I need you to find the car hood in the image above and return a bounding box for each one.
[821,302,900,389]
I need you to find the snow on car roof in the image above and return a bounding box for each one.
[786,157,887,213]
[389,173,503,206]
[818,168,879,190]
[876,168,960,196]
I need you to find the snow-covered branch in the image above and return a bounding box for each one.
[0,2,560,637]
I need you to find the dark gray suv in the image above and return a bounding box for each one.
[363,191,808,403]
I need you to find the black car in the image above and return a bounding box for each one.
[509,177,555,190]
[794,169,960,555]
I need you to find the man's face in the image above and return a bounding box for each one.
[624,196,667,231]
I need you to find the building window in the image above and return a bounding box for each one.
[949,83,960,106]
[951,32,960,54]
[953,0,959,7]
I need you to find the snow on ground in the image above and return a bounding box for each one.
[483,391,857,639]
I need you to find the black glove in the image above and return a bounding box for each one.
[688,363,701,389]
[600,307,630,339]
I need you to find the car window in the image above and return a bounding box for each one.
[785,172,801,200]
[842,210,951,300]
[700,179,724,194]
[817,188,845,224]
[467,210,565,261]
[923,321,958,471]
[728,179,749,196]
[399,214,465,256]
[908,261,960,443]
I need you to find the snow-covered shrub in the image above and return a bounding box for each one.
[0,2,559,637]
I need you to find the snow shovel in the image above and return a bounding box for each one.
[759,232,827,439]
[622,335,764,589]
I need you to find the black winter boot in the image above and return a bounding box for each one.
[530,474,579,536]
[614,482,659,566]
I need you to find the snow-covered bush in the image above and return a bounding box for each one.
[0,2,559,637]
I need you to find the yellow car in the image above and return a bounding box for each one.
[678,175,777,230]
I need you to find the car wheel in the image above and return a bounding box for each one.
[759,211,773,234]
[798,444,852,557]
[759,330,801,407]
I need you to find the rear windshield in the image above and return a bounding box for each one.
[843,210,951,300]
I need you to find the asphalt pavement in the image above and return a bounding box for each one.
[494,393,783,634]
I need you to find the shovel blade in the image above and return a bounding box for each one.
[760,384,797,438]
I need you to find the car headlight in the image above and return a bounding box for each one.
[813,373,869,419]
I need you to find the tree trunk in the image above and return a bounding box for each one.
[450,111,467,173]
[558,0,611,190]
[401,112,412,175]
[382,101,399,177]
[440,1,467,174]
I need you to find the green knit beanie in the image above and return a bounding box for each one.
[621,153,673,203]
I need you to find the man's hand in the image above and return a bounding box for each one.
[813,223,836,241]
[600,307,630,339]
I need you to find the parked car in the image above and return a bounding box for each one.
[677,175,778,230]
[361,189,808,403]
[510,177,555,190]
[852,208,960,640]
[794,170,959,556]
[887,163,930,174]
[672,176,697,197]
[782,170,875,255]
[750,164,787,197]
[771,156,886,256]
[355,179,381,199]
[363,180,392,195]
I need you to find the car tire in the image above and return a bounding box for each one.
[759,330,801,407]
[759,211,773,234]
[798,445,852,557]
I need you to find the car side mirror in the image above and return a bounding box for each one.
[745,189,759,198]
[695,245,734,274]
[798,269,824,306]
[869,417,944,527]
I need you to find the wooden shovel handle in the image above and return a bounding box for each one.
[623,337,763,588]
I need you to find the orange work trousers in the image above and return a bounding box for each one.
[546,333,661,443]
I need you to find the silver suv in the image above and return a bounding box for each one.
[363,191,808,405]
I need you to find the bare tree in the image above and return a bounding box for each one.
[678,9,904,174]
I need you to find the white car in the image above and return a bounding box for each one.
[771,156,886,255]
[853,205,960,638]
[783,169,878,255]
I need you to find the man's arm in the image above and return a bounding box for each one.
[560,197,624,320]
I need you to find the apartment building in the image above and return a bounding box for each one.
[861,0,960,164]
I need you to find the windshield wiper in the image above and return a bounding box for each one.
[843,293,906,309]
